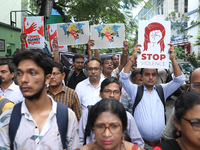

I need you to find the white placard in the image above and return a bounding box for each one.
[137,20,171,69]
[57,21,89,45]
[90,23,125,49]
[47,24,68,52]
[23,16,44,48]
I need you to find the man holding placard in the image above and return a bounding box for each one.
[119,41,184,149]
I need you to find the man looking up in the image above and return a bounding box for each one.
[0,62,24,104]
[79,77,144,148]
[47,61,82,121]
[162,67,200,139]
[53,37,87,89]
[0,49,79,149]
[120,42,185,149]
[75,58,103,110]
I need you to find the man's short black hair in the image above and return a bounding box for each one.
[86,58,102,68]
[52,61,64,73]
[100,77,122,93]
[111,54,119,60]
[0,62,15,73]
[140,68,158,75]
[101,57,112,65]
[13,49,53,76]
[130,69,141,81]
[73,55,84,62]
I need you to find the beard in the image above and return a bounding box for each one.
[24,80,45,101]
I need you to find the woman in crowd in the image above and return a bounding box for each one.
[77,98,143,150]
[153,91,200,150]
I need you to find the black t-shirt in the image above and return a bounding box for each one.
[153,139,182,150]
[64,68,87,90]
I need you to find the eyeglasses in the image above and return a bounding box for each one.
[51,72,61,76]
[94,123,122,134]
[191,83,200,90]
[102,90,120,95]
[87,67,100,72]
[182,117,200,131]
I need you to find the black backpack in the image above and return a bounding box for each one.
[9,102,68,150]
[132,84,166,123]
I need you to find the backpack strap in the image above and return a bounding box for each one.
[155,84,166,124]
[66,70,75,86]
[82,69,88,77]
[56,102,68,149]
[9,102,22,150]
[132,84,144,116]
[0,98,13,114]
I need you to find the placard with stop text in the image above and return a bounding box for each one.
[47,24,68,52]
[57,21,89,45]
[90,23,125,49]
[137,20,171,69]
[23,16,44,48]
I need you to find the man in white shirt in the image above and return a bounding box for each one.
[0,49,79,150]
[75,58,104,110]
[0,62,24,104]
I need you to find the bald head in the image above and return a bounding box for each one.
[190,68,200,92]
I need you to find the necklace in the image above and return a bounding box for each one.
[92,140,126,150]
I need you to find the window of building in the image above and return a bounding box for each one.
[174,0,178,12]
[184,0,188,13]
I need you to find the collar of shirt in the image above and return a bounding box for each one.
[143,84,156,92]
[46,84,66,95]
[0,82,16,92]
[21,95,57,120]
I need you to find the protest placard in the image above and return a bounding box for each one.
[23,16,44,48]
[90,23,125,49]
[47,24,68,52]
[137,20,171,69]
[57,21,89,45]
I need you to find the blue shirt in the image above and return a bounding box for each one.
[119,68,185,141]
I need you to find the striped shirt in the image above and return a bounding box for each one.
[47,85,82,121]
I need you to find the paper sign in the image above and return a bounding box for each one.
[23,16,44,48]
[47,24,68,52]
[57,21,89,45]
[90,23,125,49]
[137,20,171,69]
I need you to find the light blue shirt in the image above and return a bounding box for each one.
[119,68,185,141]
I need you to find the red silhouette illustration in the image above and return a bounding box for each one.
[48,25,57,52]
[143,22,165,52]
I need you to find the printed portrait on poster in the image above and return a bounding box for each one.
[47,24,68,52]
[90,23,125,49]
[137,20,171,69]
[23,16,45,48]
[57,21,89,45]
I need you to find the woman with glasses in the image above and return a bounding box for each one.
[77,98,143,150]
[153,91,200,150]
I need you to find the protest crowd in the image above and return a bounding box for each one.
[1,17,200,150]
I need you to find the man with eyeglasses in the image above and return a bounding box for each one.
[53,37,88,89]
[162,67,200,139]
[47,61,82,121]
[75,58,104,110]
[79,77,144,148]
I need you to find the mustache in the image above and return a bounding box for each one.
[90,73,97,77]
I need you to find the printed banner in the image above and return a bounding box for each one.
[57,21,89,45]
[23,16,44,48]
[90,23,125,49]
[137,20,171,69]
[47,24,68,52]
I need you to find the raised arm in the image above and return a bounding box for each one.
[87,37,100,59]
[20,32,27,50]
[53,36,60,62]
[124,41,141,73]
[118,40,128,72]
[169,43,182,77]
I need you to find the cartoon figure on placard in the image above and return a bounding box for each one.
[143,22,165,53]
[60,23,84,43]
[94,25,121,46]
